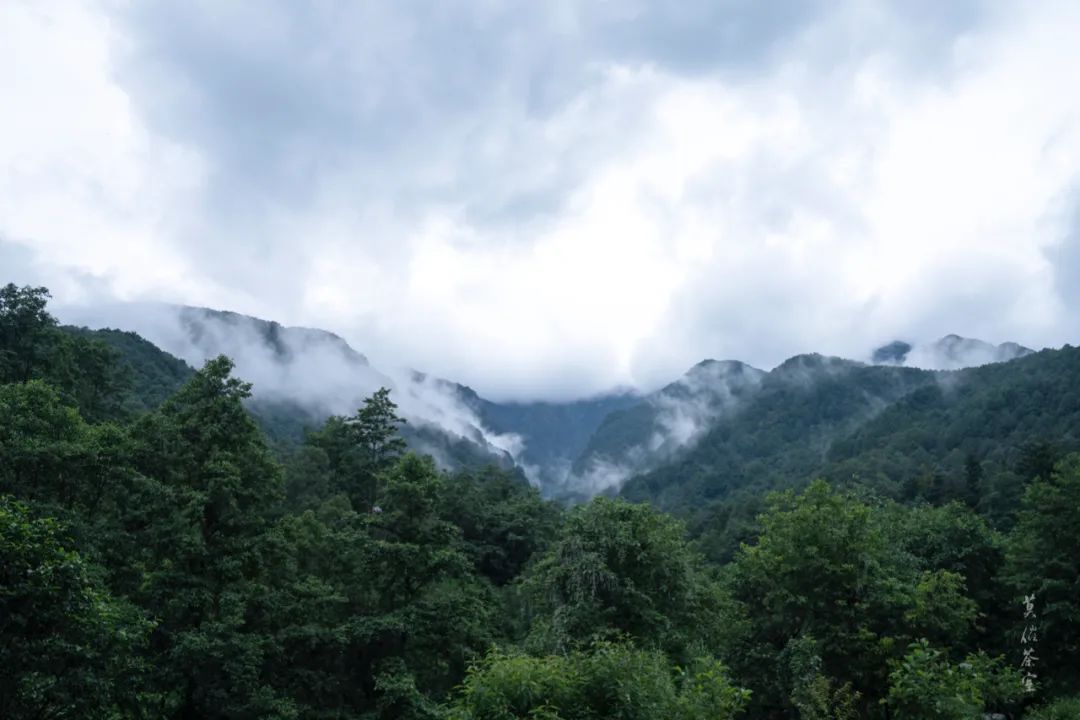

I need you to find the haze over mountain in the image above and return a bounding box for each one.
[872,335,1034,369]
[60,300,1058,500]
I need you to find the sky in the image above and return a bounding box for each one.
[3,1,1080,401]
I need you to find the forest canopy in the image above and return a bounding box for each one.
[2,283,1079,719]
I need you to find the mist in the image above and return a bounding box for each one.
[57,301,528,473]
[567,360,766,494]
[872,335,1034,371]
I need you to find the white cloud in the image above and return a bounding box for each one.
[2,0,1080,400]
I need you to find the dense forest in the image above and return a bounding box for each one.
[3,282,1080,719]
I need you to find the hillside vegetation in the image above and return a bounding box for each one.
[3,282,1080,719]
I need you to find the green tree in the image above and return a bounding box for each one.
[884,640,1022,719]
[46,331,132,422]
[0,380,132,526]
[269,455,494,719]
[0,282,56,383]
[127,356,294,718]
[303,387,406,511]
[724,481,981,716]
[1016,441,1059,484]
[1026,697,1080,719]
[1004,454,1080,695]
[963,454,983,510]
[522,497,730,661]
[438,465,560,586]
[446,642,749,720]
[0,495,153,719]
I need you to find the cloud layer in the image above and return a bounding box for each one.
[3,0,1080,400]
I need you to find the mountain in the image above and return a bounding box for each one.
[475,392,641,486]
[608,344,1080,562]
[825,343,1080,489]
[619,354,934,511]
[61,304,629,483]
[62,300,1058,503]
[871,340,913,364]
[564,360,766,497]
[872,334,1034,369]
[61,326,195,413]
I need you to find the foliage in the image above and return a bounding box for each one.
[438,464,561,586]
[446,642,749,720]
[1004,454,1080,695]
[884,640,1023,719]
[0,283,56,383]
[294,387,407,511]
[0,495,152,719]
[5,284,1080,718]
[1025,696,1080,719]
[722,481,983,716]
[521,497,730,661]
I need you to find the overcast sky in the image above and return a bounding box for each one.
[3,1,1080,400]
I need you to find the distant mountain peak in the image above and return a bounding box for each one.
[871,334,1033,370]
[774,353,861,375]
[872,340,913,365]
[685,358,763,380]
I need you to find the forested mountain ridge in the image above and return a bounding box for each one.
[623,345,1080,513]
[620,354,936,509]
[872,334,1034,368]
[60,302,643,486]
[565,359,767,496]
[60,299,1060,506]
[5,281,1080,718]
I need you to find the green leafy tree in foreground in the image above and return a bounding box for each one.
[884,639,1022,719]
[0,282,56,383]
[522,497,731,661]
[0,495,152,719]
[723,481,982,717]
[447,642,749,720]
[1004,454,1080,696]
[269,454,494,719]
[127,355,294,718]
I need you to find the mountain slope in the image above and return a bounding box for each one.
[824,343,1080,487]
[61,326,195,413]
[566,360,767,495]
[619,355,936,510]
[620,345,1080,529]
[476,392,641,485]
[873,334,1034,369]
[65,305,607,478]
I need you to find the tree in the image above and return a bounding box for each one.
[1016,440,1059,484]
[0,380,131,526]
[724,481,981,716]
[884,640,1022,719]
[304,387,406,511]
[269,454,494,718]
[446,642,749,720]
[438,465,560,586]
[1004,454,1080,695]
[887,502,1009,655]
[46,331,132,422]
[0,495,152,719]
[127,356,293,718]
[352,387,407,468]
[0,283,56,383]
[522,497,731,661]
[964,454,983,510]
